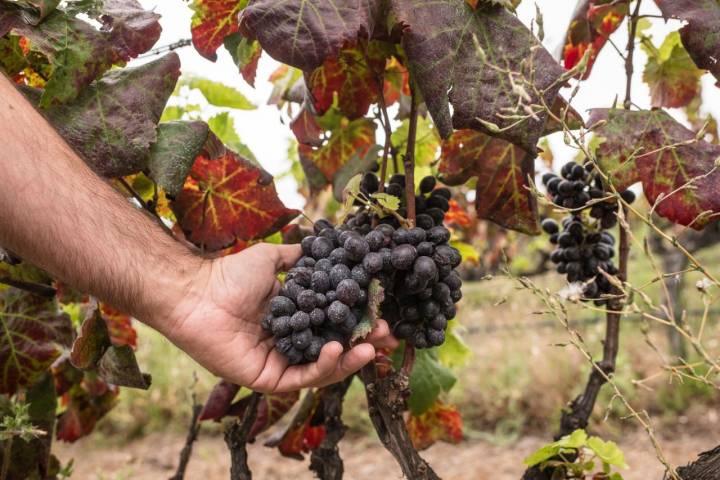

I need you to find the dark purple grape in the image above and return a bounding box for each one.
[296,256,316,268]
[315,258,333,273]
[297,289,317,312]
[380,248,393,271]
[310,308,325,326]
[290,311,310,331]
[434,187,451,200]
[432,282,451,302]
[326,290,337,303]
[541,218,559,234]
[314,219,333,235]
[389,173,406,187]
[417,241,434,257]
[420,176,437,193]
[426,208,445,226]
[270,296,296,317]
[363,252,384,274]
[427,328,445,347]
[450,289,462,303]
[336,279,360,306]
[427,195,449,212]
[275,336,293,354]
[407,227,427,245]
[292,329,313,350]
[304,337,324,362]
[443,272,462,290]
[351,265,370,288]
[427,226,451,245]
[329,264,351,288]
[280,279,302,302]
[271,316,292,336]
[420,300,440,319]
[442,303,457,319]
[392,244,417,270]
[417,287,433,300]
[394,322,416,339]
[301,236,316,256]
[413,256,437,281]
[338,230,359,247]
[261,313,273,332]
[402,304,421,322]
[392,228,410,245]
[416,214,435,230]
[327,301,350,324]
[311,271,331,293]
[344,236,370,262]
[413,330,429,348]
[365,230,385,251]
[361,172,380,193]
[289,267,313,287]
[620,189,636,204]
[386,182,404,198]
[430,314,448,330]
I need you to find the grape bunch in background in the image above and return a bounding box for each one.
[262,173,463,364]
[541,161,636,305]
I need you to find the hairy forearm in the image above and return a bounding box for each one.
[0,74,205,331]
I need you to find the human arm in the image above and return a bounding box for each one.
[0,73,394,392]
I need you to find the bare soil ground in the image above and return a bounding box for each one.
[55,429,714,480]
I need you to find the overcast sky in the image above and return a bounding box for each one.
[136,1,720,209]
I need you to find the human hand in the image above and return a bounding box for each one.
[163,243,398,393]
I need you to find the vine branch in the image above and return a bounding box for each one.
[170,397,202,480]
[224,392,261,480]
[309,377,353,480]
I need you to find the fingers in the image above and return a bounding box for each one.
[269,243,303,272]
[272,342,375,392]
[363,319,400,350]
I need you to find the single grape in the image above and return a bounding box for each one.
[301,235,316,256]
[329,264,351,288]
[336,279,361,306]
[344,236,370,262]
[419,176,437,193]
[292,329,313,350]
[290,311,310,331]
[304,337,324,362]
[270,296,296,317]
[541,218,559,234]
[271,316,292,337]
[392,244,418,270]
[314,219,333,235]
[362,252,384,274]
[297,289,317,312]
[427,226,451,245]
[413,256,438,281]
[310,308,325,326]
[327,301,350,324]
[311,271,331,293]
[365,230,385,251]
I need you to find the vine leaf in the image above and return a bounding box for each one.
[264,390,325,459]
[0,290,72,395]
[562,0,628,78]
[56,376,118,442]
[655,0,720,84]
[182,76,255,110]
[190,0,247,61]
[224,33,262,87]
[298,118,377,189]
[391,1,564,152]
[101,304,136,348]
[392,115,440,167]
[439,129,540,235]
[148,121,210,197]
[207,112,257,162]
[11,0,60,24]
[227,391,301,438]
[239,0,383,72]
[97,345,151,389]
[172,150,300,252]
[290,107,325,147]
[306,42,388,120]
[406,401,463,451]
[642,32,703,109]
[406,349,456,416]
[200,380,241,421]
[3,0,161,106]
[590,108,720,229]
[27,53,181,178]
[70,304,112,371]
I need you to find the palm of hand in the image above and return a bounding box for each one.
[167,243,396,393]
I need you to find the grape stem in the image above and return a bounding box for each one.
[375,75,393,195]
[404,85,419,226]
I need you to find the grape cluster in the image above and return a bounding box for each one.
[262,173,463,364]
[541,161,635,304]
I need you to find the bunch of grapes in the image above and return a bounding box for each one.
[262,173,463,364]
[541,161,635,305]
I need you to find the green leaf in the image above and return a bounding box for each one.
[224,33,262,87]
[523,429,587,467]
[450,241,479,264]
[147,121,210,197]
[436,322,471,368]
[407,349,457,415]
[391,116,440,167]
[97,345,151,390]
[587,436,629,469]
[69,304,112,371]
[332,144,382,202]
[183,76,255,110]
[207,112,257,162]
[642,31,703,108]
[391,1,564,151]
[372,192,401,212]
[655,0,720,84]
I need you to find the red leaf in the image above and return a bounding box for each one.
[56,376,118,442]
[290,107,324,146]
[307,42,387,120]
[383,56,410,107]
[278,424,326,458]
[199,380,240,421]
[0,291,73,394]
[101,304,136,348]
[298,118,376,188]
[563,0,628,78]
[439,130,539,235]
[190,0,243,61]
[406,401,463,451]
[590,108,720,229]
[172,150,300,251]
[227,391,300,438]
